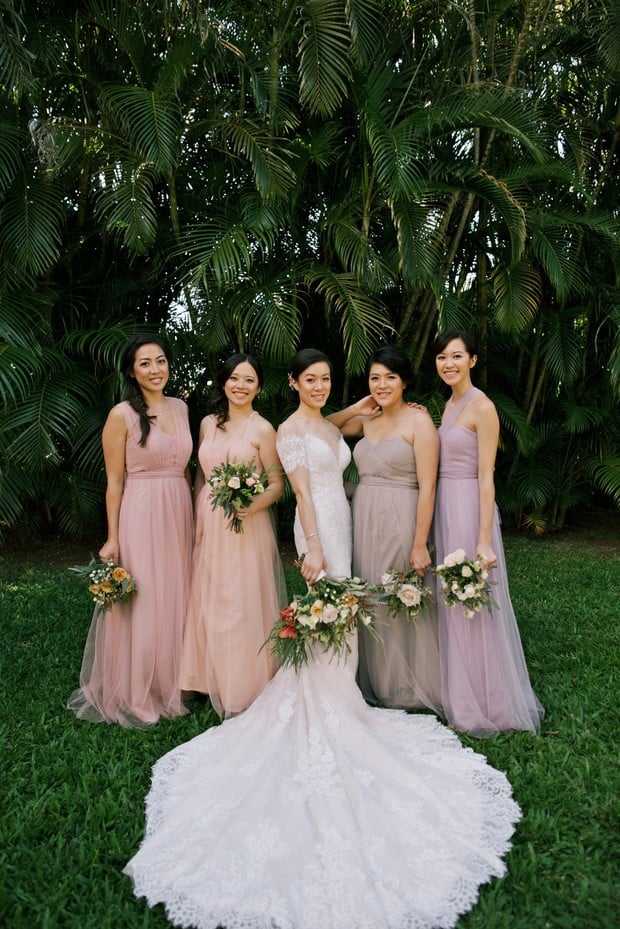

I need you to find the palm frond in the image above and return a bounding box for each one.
[95,162,158,253]
[100,85,182,171]
[297,0,353,117]
[345,0,384,66]
[491,260,542,333]
[0,118,21,192]
[540,309,584,386]
[231,283,302,364]
[305,267,393,373]
[588,457,620,507]
[0,172,64,276]
[225,121,295,200]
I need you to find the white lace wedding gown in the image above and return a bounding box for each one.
[124,432,521,929]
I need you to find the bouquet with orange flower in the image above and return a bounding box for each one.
[70,556,138,608]
[263,575,374,671]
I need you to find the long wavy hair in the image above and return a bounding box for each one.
[121,333,171,447]
[209,353,264,429]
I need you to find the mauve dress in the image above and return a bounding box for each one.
[433,387,544,735]
[353,436,442,713]
[68,398,193,727]
[179,413,286,718]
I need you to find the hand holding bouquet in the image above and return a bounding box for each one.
[434,549,495,618]
[208,459,269,533]
[70,557,137,608]
[263,575,374,671]
[374,567,433,622]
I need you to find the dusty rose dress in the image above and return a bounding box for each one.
[434,387,544,735]
[353,436,442,713]
[180,413,286,718]
[68,399,193,727]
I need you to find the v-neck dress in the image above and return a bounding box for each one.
[179,413,286,718]
[433,387,544,734]
[68,398,193,727]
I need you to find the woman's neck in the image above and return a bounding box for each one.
[450,380,473,402]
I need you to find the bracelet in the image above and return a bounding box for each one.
[306,531,319,540]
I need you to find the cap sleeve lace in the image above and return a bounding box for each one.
[276,434,307,475]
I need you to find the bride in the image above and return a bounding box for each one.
[124,348,521,929]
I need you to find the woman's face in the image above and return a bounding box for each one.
[132,343,169,394]
[224,361,261,408]
[368,363,405,409]
[435,338,475,388]
[291,361,332,410]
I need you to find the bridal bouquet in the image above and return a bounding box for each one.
[208,459,269,533]
[434,549,495,618]
[70,557,138,608]
[374,567,433,622]
[264,575,374,670]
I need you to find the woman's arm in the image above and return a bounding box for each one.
[327,395,380,437]
[410,413,439,575]
[285,464,325,584]
[98,407,128,562]
[235,419,284,522]
[475,399,500,567]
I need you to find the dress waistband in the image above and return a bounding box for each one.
[125,469,186,480]
[438,468,477,479]
[358,477,419,490]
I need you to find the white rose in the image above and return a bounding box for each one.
[398,584,421,607]
[227,476,241,489]
[456,591,468,601]
[464,608,475,619]
[453,548,467,564]
[461,565,473,578]
[298,611,318,629]
[464,584,477,599]
[451,581,461,594]
[443,553,456,567]
[321,604,339,624]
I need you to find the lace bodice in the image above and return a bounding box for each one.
[276,431,352,578]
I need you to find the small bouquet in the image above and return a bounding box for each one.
[69,557,138,608]
[433,549,495,618]
[263,575,374,671]
[374,567,433,622]
[208,459,269,533]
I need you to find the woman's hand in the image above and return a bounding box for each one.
[476,544,497,569]
[299,547,325,586]
[99,540,120,562]
[354,395,381,418]
[410,544,431,577]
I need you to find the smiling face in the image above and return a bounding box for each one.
[435,338,476,390]
[132,343,169,394]
[368,362,406,409]
[224,360,261,409]
[290,361,332,411]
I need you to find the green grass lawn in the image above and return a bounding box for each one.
[1,532,618,929]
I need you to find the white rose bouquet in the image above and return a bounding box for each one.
[374,567,433,622]
[433,549,495,619]
[208,459,269,533]
[263,575,375,670]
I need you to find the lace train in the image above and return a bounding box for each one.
[125,645,520,929]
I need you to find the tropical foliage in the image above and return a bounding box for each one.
[0,0,618,539]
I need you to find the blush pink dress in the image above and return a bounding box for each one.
[68,398,193,727]
[180,413,286,718]
[434,387,544,735]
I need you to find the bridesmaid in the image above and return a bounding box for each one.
[180,353,286,718]
[68,334,193,726]
[332,346,442,712]
[433,330,544,734]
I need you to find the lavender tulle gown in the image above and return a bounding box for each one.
[434,387,544,735]
[68,399,193,727]
[124,431,522,929]
[353,436,442,713]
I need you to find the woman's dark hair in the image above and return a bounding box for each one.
[210,353,263,428]
[366,346,414,389]
[288,348,333,384]
[433,330,478,357]
[122,333,171,447]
